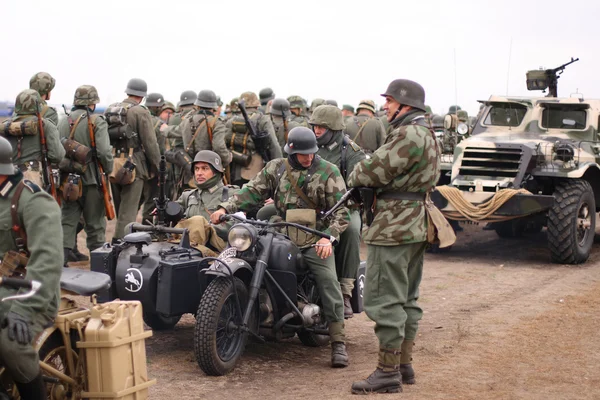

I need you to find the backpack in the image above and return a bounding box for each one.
[104,103,136,144]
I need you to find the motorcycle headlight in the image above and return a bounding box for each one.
[457,123,469,135]
[227,224,257,252]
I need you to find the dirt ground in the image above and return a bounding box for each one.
[75,220,600,399]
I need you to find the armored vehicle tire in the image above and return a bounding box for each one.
[143,311,182,331]
[297,281,330,347]
[194,277,248,376]
[548,180,596,264]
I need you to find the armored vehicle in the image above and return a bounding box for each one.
[433,59,600,264]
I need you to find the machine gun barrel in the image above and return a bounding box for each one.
[550,57,579,73]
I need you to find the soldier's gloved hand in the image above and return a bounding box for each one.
[4,311,32,345]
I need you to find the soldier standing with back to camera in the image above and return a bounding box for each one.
[348,79,440,394]
[309,105,366,319]
[344,100,387,154]
[258,87,275,114]
[28,72,59,127]
[107,78,161,241]
[287,95,311,128]
[0,136,63,399]
[269,98,300,154]
[58,85,113,262]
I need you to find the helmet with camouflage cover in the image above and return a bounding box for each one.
[161,101,176,113]
[448,105,462,114]
[194,90,218,109]
[284,127,319,155]
[124,78,148,97]
[381,79,426,112]
[179,90,197,106]
[29,72,55,96]
[145,93,165,107]
[457,110,469,122]
[14,89,42,115]
[73,85,100,106]
[270,98,291,117]
[0,136,15,175]
[287,95,306,110]
[309,105,345,131]
[259,88,275,105]
[240,91,260,108]
[191,150,223,173]
[357,99,376,114]
[310,98,325,113]
[325,99,338,107]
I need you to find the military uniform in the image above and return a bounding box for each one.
[287,95,310,128]
[271,116,299,154]
[349,79,439,393]
[345,115,386,154]
[109,79,161,240]
[181,110,231,166]
[2,90,65,188]
[0,136,62,395]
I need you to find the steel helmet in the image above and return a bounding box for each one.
[309,105,345,131]
[284,127,319,155]
[381,79,426,112]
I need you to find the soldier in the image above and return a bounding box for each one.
[180,90,232,172]
[211,126,350,368]
[28,72,58,127]
[225,91,281,187]
[269,98,299,154]
[59,85,113,262]
[176,90,197,113]
[448,104,461,114]
[176,150,237,241]
[160,101,176,123]
[309,105,366,318]
[287,95,310,128]
[141,93,167,225]
[1,89,64,188]
[0,135,63,398]
[108,78,161,241]
[344,100,387,153]
[325,99,338,107]
[341,104,355,122]
[309,98,326,117]
[258,87,275,114]
[161,91,197,151]
[348,79,440,394]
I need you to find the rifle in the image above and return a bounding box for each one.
[36,100,59,204]
[237,99,271,163]
[282,115,290,143]
[154,156,168,226]
[86,108,116,220]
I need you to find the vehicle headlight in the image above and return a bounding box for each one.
[457,123,469,135]
[227,224,256,252]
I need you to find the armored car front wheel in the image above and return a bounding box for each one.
[548,180,596,264]
[194,277,248,376]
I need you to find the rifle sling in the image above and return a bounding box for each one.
[10,181,28,253]
[186,115,215,153]
[285,159,317,210]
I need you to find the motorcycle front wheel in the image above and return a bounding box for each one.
[194,277,248,376]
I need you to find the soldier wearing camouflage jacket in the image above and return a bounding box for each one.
[310,105,366,318]
[212,127,350,368]
[58,85,113,259]
[0,136,63,397]
[2,90,65,188]
[287,95,311,128]
[28,72,59,127]
[349,79,440,394]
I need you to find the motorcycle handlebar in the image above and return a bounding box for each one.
[0,277,36,290]
[129,223,186,235]
[220,213,338,244]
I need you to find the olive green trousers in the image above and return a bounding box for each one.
[364,242,426,349]
[111,178,144,239]
[335,210,361,296]
[61,185,106,251]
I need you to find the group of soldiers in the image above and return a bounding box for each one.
[0,72,441,396]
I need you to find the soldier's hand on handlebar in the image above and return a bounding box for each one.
[210,208,227,224]
[3,311,32,345]
[314,237,333,259]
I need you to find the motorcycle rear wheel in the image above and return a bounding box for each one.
[194,277,248,376]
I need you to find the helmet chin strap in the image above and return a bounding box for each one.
[390,104,404,121]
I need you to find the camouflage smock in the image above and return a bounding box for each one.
[347,110,440,246]
[221,157,350,242]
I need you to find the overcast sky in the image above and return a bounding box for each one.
[3,0,597,116]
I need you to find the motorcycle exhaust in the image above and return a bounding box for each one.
[299,302,321,326]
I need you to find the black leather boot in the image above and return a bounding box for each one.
[68,244,89,262]
[63,248,71,268]
[15,373,47,400]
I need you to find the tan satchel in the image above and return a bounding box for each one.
[109,149,136,185]
[425,193,456,248]
[285,208,317,248]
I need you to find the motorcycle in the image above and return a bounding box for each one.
[0,269,155,399]
[194,213,366,376]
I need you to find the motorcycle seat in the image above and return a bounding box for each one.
[60,268,111,297]
[123,232,152,245]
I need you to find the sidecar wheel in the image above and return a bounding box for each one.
[194,277,248,376]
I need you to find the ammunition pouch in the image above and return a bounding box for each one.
[109,153,136,185]
[285,209,317,248]
[231,150,251,167]
[60,173,83,202]
[164,149,192,169]
[231,119,248,134]
[1,120,38,137]
[58,158,87,174]
[1,250,28,278]
[62,138,92,165]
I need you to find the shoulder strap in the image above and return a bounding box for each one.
[40,105,49,118]
[10,181,28,253]
[69,114,85,139]
[353,116,372,141]
[285,159,317,209]
[185,115,208,153]
[340,138,348,178]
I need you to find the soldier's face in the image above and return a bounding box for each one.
[160,109,173,122]
[194,162,215,184]
[296,153,314,168]
[383,96,401,122]
[312,125,327,138]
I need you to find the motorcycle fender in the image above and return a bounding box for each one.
[33,326,58,352]
[200,258,253,291]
